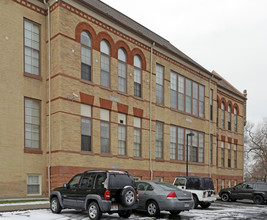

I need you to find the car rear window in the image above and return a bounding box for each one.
[186,178,200,190]
[109,173,134,188]
[201,178,214,190]
[156,182,181,191]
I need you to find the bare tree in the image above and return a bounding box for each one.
[245,120,267,181]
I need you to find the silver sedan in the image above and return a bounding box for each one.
[136,180,194,217]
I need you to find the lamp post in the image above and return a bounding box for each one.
[186,132,195,176]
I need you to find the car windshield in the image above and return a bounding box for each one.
[156,182,181,191]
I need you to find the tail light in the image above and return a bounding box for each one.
[203,191,206,198]
[104,190,110,200]
[167,192,177,199]
[136,189,139,199]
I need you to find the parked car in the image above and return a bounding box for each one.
[173,176,216,209]
[135,180,194,217]
[50,170,139,220]
[219,181,267,204]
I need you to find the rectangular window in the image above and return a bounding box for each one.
[118,61,126,93]
[178,76,185,111]
[156,64,164,104]
[185,79,191,114]
[221,141,225,167]
[228,180,231,188]
[170,126,177,160]
[101,54,110,87]
[81,104,92,151]
[156,121,163,158]
[228,107,231,130]
[234,144,237,168]
[192,82,198,116]
[81,47,91,81]
[100,109,110,153]
[24,19,40,76]
[134,68,141,97]
[210,135,213,164]
[192,131,198,162]
[178,127,185,160]
[170,71,177,109]
[199,133,204,162]
[134,117,141,157]
[221,179,225,189]
[228,143,231,168]
[25,98,40,149]
[27,175,41,195]
[199,85,204,118]
[210,89,213,120]
[118,113,126,155]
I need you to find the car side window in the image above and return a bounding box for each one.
[174,178,186,186]
[257,183,267,190]
[137,182,153,191]
[246,183,254,189]
[187,178,200,190]
[68,174,82,189]
[95,173,106,189]
[80,173,96,189]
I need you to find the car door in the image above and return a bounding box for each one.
[137,182,154,210]
[62,174,82,208]
[173,177,186,190]
[231,183,248,200]
[243,183,255,200]
[76,173,97,209]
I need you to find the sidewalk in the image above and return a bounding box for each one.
[0,201,50,212]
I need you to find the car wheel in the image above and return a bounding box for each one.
[88,201,102,220]
[253,195,264,205]
[120,186,136,207]
[170,211,181,216]
[146,200,159,217]
[118,210,132,218]
[50,197,62,214]
[200,202,211,209]
[221,193,230,202]
[193,195,199,209]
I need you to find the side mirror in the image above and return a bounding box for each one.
[63,183,68,188]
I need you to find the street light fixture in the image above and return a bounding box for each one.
[186,132,195,176]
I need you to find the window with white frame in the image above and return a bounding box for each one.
[134,55,142,97]
[118,48,127,93]
[25,98,40,149]
[178,127,185,160]
[210,89,213,121]
[134,117,141,157]
[118,113,126,155]
[24,19,40,76]
[234,107,238,132]
[178,75,185,111]
[156,64,164,104]
[100,109,110,153]
[221,179,225,189]
[221,102,225,129]
[192,82,198,116]
[170,71,177,109]
[199,85,205,117]
[81,31,92,81]
[27,175,41,195]
[228,105,231,130]
[100,40,110,87]
[192,131,198,162]
[234,144,237,168]
[199,133,204,162]
[156,121,163,158]
[228,180,231,188]
[170,126,177,160]
[185,79,192,114]
[221,141,225,167]
[81,104,92,151]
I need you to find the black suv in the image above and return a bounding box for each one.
[50,170,139,220]
[219,181,267,204]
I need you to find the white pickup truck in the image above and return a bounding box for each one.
[173,176,216,209]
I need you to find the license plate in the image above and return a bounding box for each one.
[184,203,190,208]
[111,205,118,211]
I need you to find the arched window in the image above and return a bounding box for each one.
[118,48,127,93]
[228,105,231,130]
[134,55,142,97]
[100,40,110,87]
[81,31,92,81]
[234,107,238,132]
[221,102,225,129]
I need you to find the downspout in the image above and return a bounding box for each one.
[150,42,155,180]
[44,0,51,198]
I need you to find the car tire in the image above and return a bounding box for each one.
[88,201,102,220]
[50,197,62,214]
[120,186,136,207]
[193,195,199,209]
[253,195,264,205]
[200,202,211,209]
[170,211,181,216]
[118,210,132,218]
[146,200,159,217]
[221,193,230,202]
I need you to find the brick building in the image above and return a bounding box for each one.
[0,0,247,198]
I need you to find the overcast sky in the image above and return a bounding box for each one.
[101,0,267,125]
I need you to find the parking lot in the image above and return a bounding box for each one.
[1,200,267,219]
